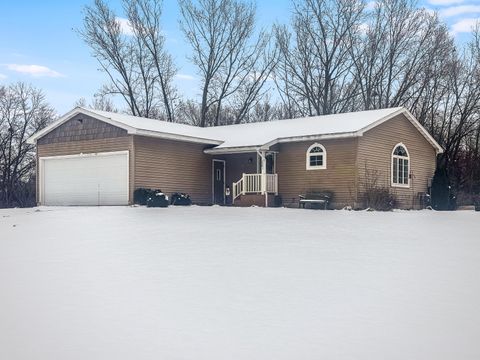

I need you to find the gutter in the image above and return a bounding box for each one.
[204,146,261,154]
[206,132,361,154]
[134,129,223,145]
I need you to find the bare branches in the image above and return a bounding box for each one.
[79,0,177,121]
[126,0,178,121]
[275,0,365,116]
[179,0,277,126]
[0,83,54,207]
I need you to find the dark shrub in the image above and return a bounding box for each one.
[134,188,154,205]
[146,190,169,208]
[274,195,283,207]
[171,192,192,206]
[431,167,452,210]
[364,187,396,211]
[0,175,36,208]
[474,195,480,211]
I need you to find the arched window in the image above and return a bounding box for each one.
[392,143,410,187]
[306,143,327,170]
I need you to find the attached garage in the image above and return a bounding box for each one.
[29,108,217,206]
[39,151,129,206]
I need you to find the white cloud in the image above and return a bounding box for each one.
[116,17,134,36]
[0,73,7,80]
[450,18,478,35]
[175,73,195,81]
[5,64,63,77]
[428,0,464,5]
[440,5,480,18]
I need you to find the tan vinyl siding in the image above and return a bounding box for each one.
[356,113,437,209]
[276,138,358,208]
[133,136,212,204]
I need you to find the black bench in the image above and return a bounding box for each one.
[299,191,332,209]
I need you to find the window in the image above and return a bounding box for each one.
[392,143,410,187]
[306,143,327,170]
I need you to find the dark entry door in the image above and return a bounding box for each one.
[213,160,225,204]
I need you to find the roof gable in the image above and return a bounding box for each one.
[357,108,443,154]
[27,107,223,145]
[37,113,127,145]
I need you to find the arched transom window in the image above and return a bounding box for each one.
[306,143,327,170]
[392,143,410,187]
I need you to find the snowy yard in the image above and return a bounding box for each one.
[0,206,479,360]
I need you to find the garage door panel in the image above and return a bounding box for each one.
[42,152,128,206]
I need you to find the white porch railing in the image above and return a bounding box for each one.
[232,173,278,201]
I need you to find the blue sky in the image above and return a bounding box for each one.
[0,0,478,114]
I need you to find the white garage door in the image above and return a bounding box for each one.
[41,151,129,206]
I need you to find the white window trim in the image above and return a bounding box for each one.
[391,143,410,188]
[306,143,327,170]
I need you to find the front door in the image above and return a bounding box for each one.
[213,160,225,204]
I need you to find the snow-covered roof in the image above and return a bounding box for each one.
[27,106,443,154]
[86,109,222,144]
[206,107,404,150]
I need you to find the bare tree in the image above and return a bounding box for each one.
[74,93,118,112]
[126,0,178,121]
[0,83,54,207]
[352,0,451,110]
[79,0,177,120]
[275,0,364,117]
[179,0,277,127]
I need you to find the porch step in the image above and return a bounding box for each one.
[233,194,275,207]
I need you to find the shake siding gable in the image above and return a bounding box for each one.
[133,136,212,205]
[356,113,437,209]
[37,114,128,145]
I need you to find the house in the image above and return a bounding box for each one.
[27,107,443,209]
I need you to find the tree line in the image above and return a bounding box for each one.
[1,0,480,207]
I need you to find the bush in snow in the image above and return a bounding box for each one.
[431,167,453,210]
[363,187,396,211]
[146,190,169,208]
[170,193,192,206]
[473,195,480,211]
[274,195,283,207]
[361,165,396,211]
[134,188,154,205]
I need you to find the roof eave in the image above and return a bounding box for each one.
[205,132,361,154]
[27,107,223,146]
[356,107,443,155]
[135,129,222,145]
[204,146,260,154]
[261,131,362,149]
[27,107,137,144]
[402,109,444,154]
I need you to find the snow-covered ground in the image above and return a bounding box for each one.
[1,206,479,360]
